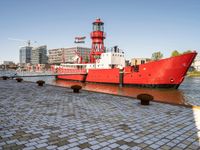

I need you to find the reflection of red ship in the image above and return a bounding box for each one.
[54,80,186,105]
[51,18,197,89]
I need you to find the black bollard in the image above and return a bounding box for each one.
[36,80,45,86]
[137,93,154,105]
[71,85,82,93]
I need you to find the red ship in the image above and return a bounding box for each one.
[51,18,197,89]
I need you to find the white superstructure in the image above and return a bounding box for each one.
[57,47,125,71]
[95,51,125,69]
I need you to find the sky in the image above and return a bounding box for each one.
[0,0,200,63]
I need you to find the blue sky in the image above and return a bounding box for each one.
[0,0,200,63]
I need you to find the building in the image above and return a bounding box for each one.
[130,58,151,66]
[1,61,17,70]
[63,47,90,63]
[48,47,91,64]
[31,45,48,64]
[19,46,32,64]
[3,61,15,65]
[48,48,64,64]
[193,55,200,71]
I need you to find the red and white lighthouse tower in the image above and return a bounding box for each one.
[90,18,106,63]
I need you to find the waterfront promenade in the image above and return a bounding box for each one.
[0,80,200,150]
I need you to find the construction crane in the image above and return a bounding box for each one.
[8,38,37,47]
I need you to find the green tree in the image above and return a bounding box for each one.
[171,50,180,57]
[183,50,192,54]
[85,55,89,63]
[151,51,163,60]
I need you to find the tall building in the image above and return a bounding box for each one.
[31,45,48,64]
[48,48,64,64]
[63,47,91,63]
[48,47,91,64]
[19,46,32,64]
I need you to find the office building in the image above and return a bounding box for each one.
[48,47,91,64]
[19,46,32,64]
[48,48,64,64]
[31,45,48,64]
[63,47,90,63]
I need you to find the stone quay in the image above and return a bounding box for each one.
[0,79,200,150]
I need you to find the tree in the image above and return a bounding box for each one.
[151,51,163,60]
[171,50,180,57]
[85,55,89,63]
[183,50,192,54]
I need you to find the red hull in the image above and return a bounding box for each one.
[57,74,86,81]
[56,68,86,81]
[123,52,197,88]
[53,52,197,89]
[86,68,119,83]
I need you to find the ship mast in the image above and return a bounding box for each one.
[90,18,106,63]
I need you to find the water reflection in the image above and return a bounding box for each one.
[54,79,186,105]
[20,75,200,106]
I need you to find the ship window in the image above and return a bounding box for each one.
[141,60,145,64]
[134,65,139,72]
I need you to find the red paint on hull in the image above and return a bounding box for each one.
[57,74,86,81]
[123,52,196,86]
[56,68,86,81]
[86,68,119,83]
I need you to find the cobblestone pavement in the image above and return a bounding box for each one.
[0,80,200,150]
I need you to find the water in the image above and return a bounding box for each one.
[178,77,200,106]
[1,70,200,106]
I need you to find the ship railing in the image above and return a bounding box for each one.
[105,47,124,54]
[56,68,87,74]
